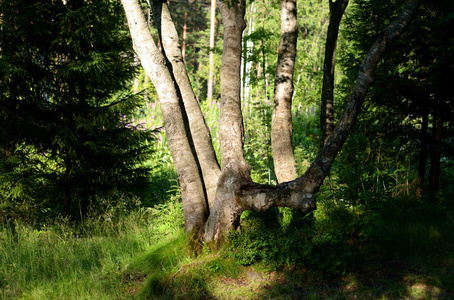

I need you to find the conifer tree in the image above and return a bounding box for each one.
[0,0,154,220]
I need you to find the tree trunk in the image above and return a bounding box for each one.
[150,0,221,208]
[429,99,443,202]
[416,111,428,199]
[203,0,253,242]
[182,11,187,61]
[121,0,208,231]
[271,0,299,184]
[121,0,421,241]
[320,0,349,147]
[207,0,216,102]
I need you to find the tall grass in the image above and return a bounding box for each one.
[0,196,184,299]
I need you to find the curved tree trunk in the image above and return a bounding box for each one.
[121,0,208,231]
[204,0,421,241]
[320,0,349,147]
[271,0,299,184]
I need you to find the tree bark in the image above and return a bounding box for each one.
[271,0,299,184]
[204,0,252,242]
[207,0,216,102]
[429,99,443,202]
[121,0,208,231]
[320,0,349,147]
[149,0,221,209]
[416,110,428,199]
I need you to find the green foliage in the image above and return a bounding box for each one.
[337,0,454,201]
[225,219,311,270]
[0,0,158,220]
[223,206,354,275]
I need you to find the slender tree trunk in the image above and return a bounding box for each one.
[320,0,349,147]
[182,11,187,61]
[150,0,221,208]
[416,111,428,199]
[121,0,208,231]
[207,0,216,102]
[429,99,443,202]
[271,0,299,184]
[64,156,71,216]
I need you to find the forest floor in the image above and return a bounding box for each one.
[122,198,454,299]
[1,197,453,299]
[122,233,454,299]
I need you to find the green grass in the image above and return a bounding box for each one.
[0,198,184,299]
[1,194,453,299]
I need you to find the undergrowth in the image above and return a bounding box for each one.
[1,191,453,299]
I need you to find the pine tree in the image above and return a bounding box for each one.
[0,0,155,221]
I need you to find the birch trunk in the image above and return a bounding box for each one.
[121,0,208,231]
[271,0,299,183]
[204,0,251,242]
[150,0,221,208]
[121,0,421,241]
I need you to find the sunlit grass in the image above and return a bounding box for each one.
[0,198,184,299]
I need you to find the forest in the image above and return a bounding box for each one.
[1,0,453,298]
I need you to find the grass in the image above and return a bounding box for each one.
[1,194,453,299]
[0,198,184,299]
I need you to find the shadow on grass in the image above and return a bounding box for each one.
[127,197,454,299]
[255,199,454,299]
[127,234,217,299]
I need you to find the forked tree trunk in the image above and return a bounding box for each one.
[203,0,251,242]
[204,0,421,242]
[320,0,349,147]
[271,0,299,184]
[121,0,421,241]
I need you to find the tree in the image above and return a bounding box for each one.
[121,0,421,241]
[0,0,154,220]
[207,0,217,102]
[320,0,349,147]
[339,0,454,201]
